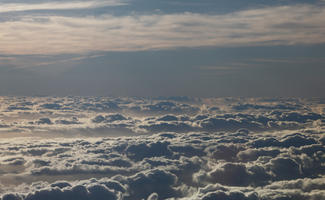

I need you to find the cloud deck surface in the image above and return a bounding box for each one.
[0,96,325,199]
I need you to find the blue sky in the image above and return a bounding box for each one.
[0,0,325,97]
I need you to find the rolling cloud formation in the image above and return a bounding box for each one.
[0,96,325,199]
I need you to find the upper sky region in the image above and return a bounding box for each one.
[0,0,325,96]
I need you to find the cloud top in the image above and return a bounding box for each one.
[0,96,324,199]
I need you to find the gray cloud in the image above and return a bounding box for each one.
[1,4,325,55]
[0,126,324,199]
[0,96,324,136]
[0,96,325,199]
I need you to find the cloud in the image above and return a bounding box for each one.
[123,169,178,200]
[2,182,120,200]
[1,125,325,199]
[1,96,325,200]
[40,103,63,110]
[1,4,325,55]
[92,114,127,123]
[55,117,81,125]
[232,103,303,111]
[200,191,257,200]
[208,163,252,186]
[0,0,126,13]
[125,141,172,161]
[268,157,302,180]
[1,96,324,136]
[36,118,53,125]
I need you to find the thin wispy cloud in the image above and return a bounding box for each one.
[0,0,126,13]
[31,54,105,67]
[252,58,325,64]
[0,4,324,55]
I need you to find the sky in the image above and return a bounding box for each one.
[0,0,325,97]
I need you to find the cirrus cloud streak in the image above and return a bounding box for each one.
[0,4,325,55]
[0,0,126,13]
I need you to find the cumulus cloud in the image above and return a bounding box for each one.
[0,96,324,136]
[1,4,325,55]
[0,96,325,199]
[1,125,325,199]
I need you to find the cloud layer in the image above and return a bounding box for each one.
[0,127,324,199]
[0,96,325,199]
[1,4,325,54]
[0,96,324,136]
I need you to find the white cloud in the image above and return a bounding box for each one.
[0,0,126,13]
[0,4,325,55]
[1,96,325,199]
[1,127,325,199]
[0,96,324,136]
